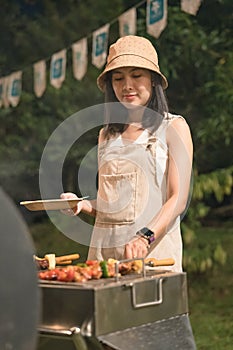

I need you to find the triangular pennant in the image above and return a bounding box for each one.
[0,78,3,108]
[33,60,46,98]
[119,7,137,37]
[92,24,110,69]
[146,0,168,39]
[8,71,22,107]
[181,0,202,16]
[1,77,10,108]
[72,38,88,81]
[50,49,67,89]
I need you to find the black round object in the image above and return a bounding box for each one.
[0,188,40,350]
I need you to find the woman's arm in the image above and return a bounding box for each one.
[125,117,193,258]
[148,117,193,240]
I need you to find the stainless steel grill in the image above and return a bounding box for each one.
[0,188,196,349]
[37,269,194,350]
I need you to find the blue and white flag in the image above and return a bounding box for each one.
[0,78,4,108]
[146,0,167,38]
[92,24,110,69]
[8,71,22,107]
[0,77,10,108]
[119,7,137,37]
[181,0,202,16]
[33,60,46,97]
[50,49,67,89]
[72,38,88,81]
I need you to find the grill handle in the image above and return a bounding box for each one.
[127,277,164,308]
[39,326,80,337]
[38,326,88,350]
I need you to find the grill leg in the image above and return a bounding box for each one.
[72,332,89,350]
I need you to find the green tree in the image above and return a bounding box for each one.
[0,0,232,270]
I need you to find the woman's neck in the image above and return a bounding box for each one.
[127,106,145,124]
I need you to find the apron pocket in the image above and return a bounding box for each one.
[96,172,137,224]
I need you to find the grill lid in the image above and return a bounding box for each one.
[0,188,40,350]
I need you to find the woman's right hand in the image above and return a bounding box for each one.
[60,192,83,216]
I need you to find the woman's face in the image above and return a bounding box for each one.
[111,67,152,108]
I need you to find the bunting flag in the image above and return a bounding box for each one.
[0,0,204,107]
[92,24,110,69]
[146,0,168,39]
[181,0,202,16]
[1,77,10,108]
[118,7,137,37]
[72,38,88,81]
[50,49,67,89]
[8,71,22,107]
[33,60,46,98]
[0,78,3,108]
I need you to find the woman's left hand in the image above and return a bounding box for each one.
[125,236,149,259]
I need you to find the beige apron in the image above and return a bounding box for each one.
[88,114,184,272]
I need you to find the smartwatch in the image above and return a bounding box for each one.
[137,227,155,245]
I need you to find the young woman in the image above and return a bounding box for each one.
[61,35,193,273]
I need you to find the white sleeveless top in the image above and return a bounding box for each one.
[88,113,186,272]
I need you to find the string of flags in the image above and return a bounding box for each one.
[0,0,202,108]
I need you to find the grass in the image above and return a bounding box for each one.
[29,219,233,349]
[187,224,233,350]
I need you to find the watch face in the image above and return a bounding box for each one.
[141,227,149,235]
[141,227,154,237]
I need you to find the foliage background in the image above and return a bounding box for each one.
[1,0,232,267]
[0,0,232,348]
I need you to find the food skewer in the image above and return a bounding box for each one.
[35,253,80,270]
[55,254,80,264]
[144,257,175,267]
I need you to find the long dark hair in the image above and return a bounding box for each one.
[102,70,169,139]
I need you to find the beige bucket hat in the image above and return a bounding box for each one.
[97,35,168,91]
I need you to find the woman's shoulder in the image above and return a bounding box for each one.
[98,127,120,146]
[98,127,106,144]
[163,112,191,132]
[153,113,188,138]
[165,112,186,122]
[166,113,193,151]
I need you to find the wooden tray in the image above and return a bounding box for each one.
[20,197,88,211]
